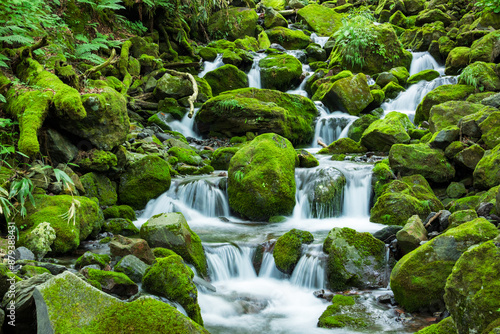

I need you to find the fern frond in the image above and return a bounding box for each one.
[0,34,35,45]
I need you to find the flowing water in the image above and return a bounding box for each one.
[167,107,202,139]
[199,54,224,78]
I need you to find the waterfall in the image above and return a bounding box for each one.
[409,51,444,75]
[310,33,329,48]
[258,252,285,279]
[139,177,230,220]
[248,53,266,88]
[340,164,373,218]
[198,54,224,78]
[289,245,326,290]
[313,103,358,147]
[286,71,313,97]
[167,107,201,139]
[205,244,256,281]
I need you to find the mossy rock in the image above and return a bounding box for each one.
[361,111,413,152]
[414,84,475,125]
[323,227,386,290]
[347,114,379,142]
[113,255,149,283]
[447,209,478,230]
[448,196,481,213]
[389,143,455,183]
[444,236,500,334]
[313,73,373,116]
[297,149,319,168]
[390,218,499,312]
[211,147,240,170]
[102,218,139,236]
[446,182,467,199]
[75,251,110,270]
[23,222,56,260]
[296,4,342,36]
[429,101,497,134]
[458,61,500,92]
[473,144,500,190]
[208,7,258,41]
[445,46,471,75]
[263,6,287,28]
[154,73,194,100]
[204,64,249,96]
[480,112,500,150]
[382,81,405,99]
[80,172,117,207]
[469,30,500,63]
[118,156,171,210]
[273,229,313,274]
[142,255,203,325]
[78,150,117,173]
[19,265,51,278]
[264,27,311,50]
[196,88,318,145]
[414,317,456,334]
[167,146,203,166]
[318,137,367,154]
[152,247,178,259]
[227,133,296,221]
[103,205,136,221]
[16,194,104,254]
[260,54,303,91]
[139,212,207,277]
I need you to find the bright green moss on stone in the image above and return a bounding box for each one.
[447,209,478,229]
[19,265,51,278]
[296,4,342,36]
[152,247,178,258]
[78,151,118,172]
[204,64,249,96]
[297,149,319,168]
[264,27,311,50]
[273,229,313,274]
[103,218,139,236]
[80,172,117,206]
[414,317,456,334]
[347,114,379,142]
[473,144,500,190]
[208,7,258,41]
[318,137,367,154]
[103,205,136,221]
[168,147,203,166]
[211,147,240,170]
[260,54,303,91]
[75,251,110,270]
[361,111,413,152]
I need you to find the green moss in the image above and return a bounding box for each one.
[264,27,310,50]
[415,317,456,334]
[407,69,441,85]
[473,144,500,190]
[75,251,110,269]
[347,114,378,142]
[168,147,202,166]
[361,111,413,152]
[80,172,117,206]
[78,150,118,172]
[318,295,370,329]
[447,209,478,229]
[208,7,258,41]
[211,147,240,170]
[152,247,178,258]
[382,81,405,99]
[297,149,319,168]
[204,64,249,96]
[260,54,303,91]
[103,205,136,221]
[319,137,367,154]
[103,218,139,235]
[19,265,51,278]
[296,4,342,36]
[273,229,313,274]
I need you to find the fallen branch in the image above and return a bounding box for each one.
[317,139,328,148]
[130,99,158,110]
[278,9,297,16]
[164,69,198,118]
[203,146,214,152]
[424,211,442,228]
[83,49,117,78]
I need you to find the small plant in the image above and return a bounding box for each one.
[458,63,485,91]
[234,170,245,183]
[475,0,500,13]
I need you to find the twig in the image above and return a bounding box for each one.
[317,139,328,148]
[424,211,442,228]
[83,49,117,78]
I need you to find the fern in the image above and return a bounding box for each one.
[97,0,125,11]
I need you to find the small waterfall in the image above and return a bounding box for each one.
[289,245,326,289]
[140,177,230,220]
[167,107,201,139]
[409,51,444,76]
[310,33,329,48]
[340,164,373,217]
[198,54,224,78]
[313,103,358,147]
[205,244,256,281]
[248,53,266,88]
[286,71,312,97]
[258,252,285,279]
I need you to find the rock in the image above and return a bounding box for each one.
[449,196,482,213]
[347,114,378,142]
[196,88,318,145]
[416,9,452,26]
[23,222,56,260]
[444,236,500,334]
[273,229,313,274]
[260,54,303,91]
[473,144,500,190]
[430,100,493,134]
[318,138,367,154]
[382,81,405,99]
[428,126,459,149]
[109,235,155,265]
[154,72,194,100]
[59,86,129,151]
[14,246,35,261]
[16,194,103,254]
[323,227,386,290]
[103,205,136,221]
[390,218,498,312]
[84,268,138,298]
[296,4,342,36]
[168,146,203,166]
[139,212,207,277]
[45,129,78,163]
[446,182,467,199]
[119,155,171,209]
[459,106,498,139]
[263,7,287,29]
[75,251,110,270]
[361,112,413,152]
[373,225,403,243]
[389,143,455,183]
[265,27,310,50]
[414,84,475,125]
[407,69,440,84]
[396,215,428,254]
[77,149,117,172]
[469,30,500,63]
[113,255,149,283]
[313,73,373,116]
[480,112,500,149]
[306,43,326,63]
[102,218,139,236]
[445,47,471,75]
[34,271,208,333]
[454,144,485,171]
[208,7,258,40]
[142,254,203,325]
[204,64,249,96]
[297,149,319,168]
[414,317,456,334]
[211,147,240,170]
[458,61,500,92]
[228,133,296,221]
[80,172,117,206]
[318,295,374,329]
[376,72,398,88]
[477,202,494,217]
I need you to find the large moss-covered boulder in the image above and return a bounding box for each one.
[227,133,296,221]
[273,229,313,274]
[203,64,249,96]
[414,317,456,334]
[264,27,310,49]
[142,254,203,325]
[260,54,303,91]
[85,268,138,298]
[196,88,318,145]
[118,156,171,209]
[80,172,117,206]
[263,6,287,28]
[313,73,373,116]
[370,175,443,225]
[416,8,452,26]
[318,138,367,154]
[296,4,343,36]
[389,143,455,183]
[469,30,500,63]
[480,112,500,149]
[102,218,139,236]
[154,73,194,100]
[445,47,471,75]
[407,69,440,85]
[390,218,499,312]
[444,236,500,334]
[414,84,475,125]
[77,150,117,172]
[59,86,129,151]
[473,144,500,190]
[16,194,103,254]
[429,101,495,133]
[458,62,500,92]
[139,212,207,277]
[361,112,413,152]
[323,227,386,290]
[211,147,240,170]
[208,7,258,41]
[347,114,378,142]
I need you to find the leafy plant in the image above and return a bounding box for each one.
[458,64,485,91]
[67,32,122,64]
[234,170,245,183]
[476,0,500,13]
[76,0,125,12]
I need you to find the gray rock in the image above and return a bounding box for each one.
[114,255,149,283]
[373,225,403,243]
[14,247,35,261]
[45,129,78,163]
[439,210,451,231]
[429,127,459,150]
[396,215,428,254]
[482,92,500,108]
[109,235,155,265]
[477,202,494,217]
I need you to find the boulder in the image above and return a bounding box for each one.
[273,229,313,274]
[114,255,149,283]
[203,64,249,96]
[318,295,375,330]
[446,182,467,199]
[264,27,310,49]
[428,126,459,149]
[23,222,56,260]
[414,317,456,334]
[102,218,139,236]
[454,144,485,171]
[139,212,207,277]
[75,251,110,270]
[196,88,318,145]
[447,209,478,229]
[469,30,500,63]
[142,254,203,325]
[389,143,455,183]
[480,112,500,149]
[416,9,452,26]
[445,47,471,75]
[154,72,194,100]
[444,236,500,334]
[109,235,155,265]
[103,205,136,221]
[458,61,500,92]
[260,0,286,10]
[208,7,258,41]
[260,54,303,91]
[390,218,498,312]
[396,215,427,254]
[407,69,440,85]
[45,129,78,163]
[313,73,373,116]
[318,137,367,154]
[263,7,287,29]
[228,133,296,221]
[77,150,117,172]
[80,172,117,206]
[347,114,378,142]
[118,155,171,209]
[296,4,343,36]
[323,227,386,290]
[473,144,500,190]
[297,149,319,168]
[211,147,240,170]
[84,268,138,298]
[361,112,413,152]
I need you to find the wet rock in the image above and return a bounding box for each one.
[373,225,403,243]
[109,235,155,265]
[361,112,413,152]
[273,229,313,274]
[476,202,494,217]
[396,215,428,255]
[44,128,78,163]
[82,268,138,298]
[75,251,110,270]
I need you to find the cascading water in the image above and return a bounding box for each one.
[313,103,358,147]
[258,252,284,279]
[198,54,224,77]
[205,244,256,281]
[409,51,444,75]
[167,107,201,139]
[310,33,329,48]
[248,53,266,88]
[289,245,326,289]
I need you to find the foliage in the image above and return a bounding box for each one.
[67,32,122,64]
[76,0,125,12]
[458,65,483,91]
[476,0,500,13]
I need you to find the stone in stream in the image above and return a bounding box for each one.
[396,215,428,255]
[203,64,249,96]
[361,111,413,152]
[302,167,346,218]
[264,27,310,50]
[75,251,110,270]
[473,143,500,190]
[317,294,376,330]
[259,54,303,91]
[82,268,138,298]
[273,229,313,275]
[139,212,208,277]
[109,235,155,265]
